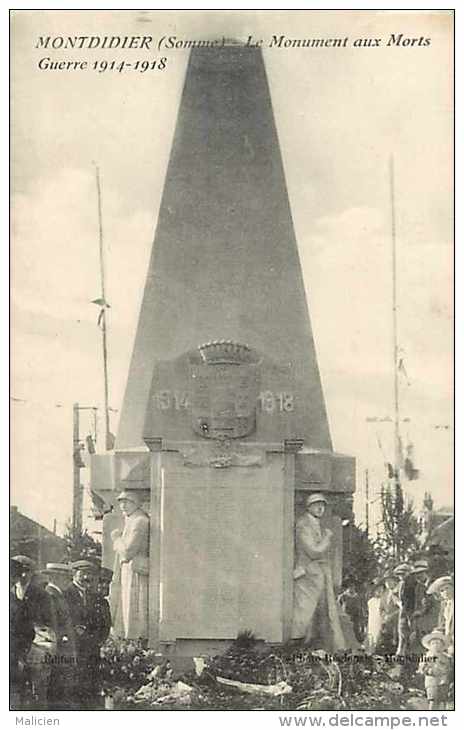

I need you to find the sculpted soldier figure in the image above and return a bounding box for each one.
[291,493,345,651]
[110,491,149,640]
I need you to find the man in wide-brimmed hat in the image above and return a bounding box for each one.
[110,490,149,640]
[393,563,412,577]
[291,493,345,652]
[427,575,453,595]
[427,576,454,648]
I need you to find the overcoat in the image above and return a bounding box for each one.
[45,583,77,708]
[110,508,150,639]
[46,583,77,661]
[291,512,345,651]
[17,581,56,707]
[64,582,108,706]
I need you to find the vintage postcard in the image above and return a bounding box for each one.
[11,9,454,716]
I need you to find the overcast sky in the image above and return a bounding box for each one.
[11,10,453,533]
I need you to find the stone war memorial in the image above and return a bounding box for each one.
[90,44,355,656]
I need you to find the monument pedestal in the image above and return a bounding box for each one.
[91,439,354,654]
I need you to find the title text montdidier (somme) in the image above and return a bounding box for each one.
[34,33,431,51]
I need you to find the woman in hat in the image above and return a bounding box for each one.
[291,493,345,652]
[110,490,149,640]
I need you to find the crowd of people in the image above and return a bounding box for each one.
[338,558,454,710]
[10,555,112,710]
[10,510,454,712]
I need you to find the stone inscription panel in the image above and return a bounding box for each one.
[158,453,287,641]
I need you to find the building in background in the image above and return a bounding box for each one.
[10,506,66,568]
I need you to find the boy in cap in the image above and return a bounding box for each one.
[291,493,345,652]
[417,630,452,710]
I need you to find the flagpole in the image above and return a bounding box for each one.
[365,468,370,538]
[390,156,400,478]
[95,164,111,451]
[390,156,403,559]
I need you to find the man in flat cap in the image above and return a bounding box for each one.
[110,491,149,640]
[11,555,56,708]
[42,563,76,709]
[291,493,345,652]
[64,560,106,707]
[10,558,35,708]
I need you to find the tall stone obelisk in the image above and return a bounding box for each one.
[91,45,355,654]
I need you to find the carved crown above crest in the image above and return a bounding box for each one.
[196,340,260,366]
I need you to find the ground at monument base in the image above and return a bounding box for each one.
[98,636,453,711]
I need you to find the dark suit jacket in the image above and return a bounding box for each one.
[14,581,54,630]
[93,595,112,646]
[64,583,109,658]
[399,574,417,615]
[10,590,35,672]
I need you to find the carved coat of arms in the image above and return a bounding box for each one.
[189,341,261,440]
